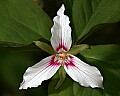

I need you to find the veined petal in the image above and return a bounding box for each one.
[19,55,61,89]
[51,4,72,52]
[64,55,103,89]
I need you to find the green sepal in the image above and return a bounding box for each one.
[34,41,57,55]
[55,66,66,89]
[68,44,90,55]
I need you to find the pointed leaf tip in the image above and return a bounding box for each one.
[34,41,56,54]
[68,44,90,55]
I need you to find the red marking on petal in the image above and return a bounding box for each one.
[64,55,75,67]
[56,43,68,52]
[64,61,75,67]
[49,55,60,66]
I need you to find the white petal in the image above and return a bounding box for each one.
[19,55,61,89]
[64,55,103,89]
[51,4,72,52]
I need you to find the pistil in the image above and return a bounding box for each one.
[58,52,66,59]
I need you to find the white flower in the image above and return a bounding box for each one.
[19,4,103,89]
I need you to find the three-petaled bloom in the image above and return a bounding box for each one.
[19,4,103,89]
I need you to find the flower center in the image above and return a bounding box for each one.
[58,52,66,59]
[54,52,68,65]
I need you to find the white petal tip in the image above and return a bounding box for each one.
[57,4,65,15]
[19,82,28,90]
[61,4,65,9]
[80,82,104,89]
[94,85,104,89]
[19,79,43,90]
[19,87,22,90]
[88,74,104,89]
[19,86,26,90]
[19,86,25,90]
[19,83,41,90]
[90,84,104,89]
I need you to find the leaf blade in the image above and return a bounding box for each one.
[73,0,120,43]
[0,0,52,46]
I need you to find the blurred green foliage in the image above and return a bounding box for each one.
[0,45,49,96]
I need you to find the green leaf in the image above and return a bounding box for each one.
[68,44,89,55]
[48,44,120,96]
[48,73,75,96]
[0,50,48,95]
[34,41,56,54]
[0,0,52,46]
[80,44,120,96]
[48,74,104,96]
[55,66,66,89]
[73,0,120,43]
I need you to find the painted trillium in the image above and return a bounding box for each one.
[19,4,103,89]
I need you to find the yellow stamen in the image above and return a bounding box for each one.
[58,52,66,59]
